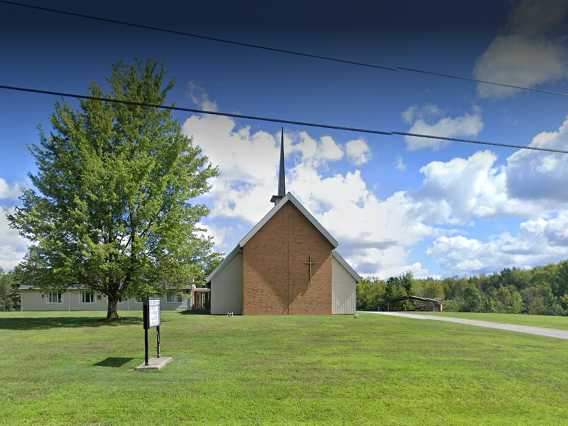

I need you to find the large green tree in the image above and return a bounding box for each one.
[9,60,218,319]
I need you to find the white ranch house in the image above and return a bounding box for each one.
[18,285,199,312]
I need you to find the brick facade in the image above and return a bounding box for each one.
[242,202,333,315]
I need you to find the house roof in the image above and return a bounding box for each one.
[239,192,338,248]
[206,246,240,283]
[394,295,443,304]
[207,192,361,283]
[332,250,362,282]
[17,284,193,291]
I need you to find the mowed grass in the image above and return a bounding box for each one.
[418,311,568,330]
[1,312,568,425]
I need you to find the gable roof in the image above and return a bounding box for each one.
[239,192,338,248]
[332,250,362,282]
[206,246,240,283]
[207,192,348,283]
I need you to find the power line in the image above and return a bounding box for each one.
[2,0,568,98]
[396,67,568,98]
[0,0,394,73]
[1,83,566,154]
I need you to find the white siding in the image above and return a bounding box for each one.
[20,291,74,311]
[211,251,242,315]
[19,291,187,311]
[332,256,356,314]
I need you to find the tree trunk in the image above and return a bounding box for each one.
[106,294,120,320]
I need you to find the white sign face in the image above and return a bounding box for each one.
[148,298,160,328]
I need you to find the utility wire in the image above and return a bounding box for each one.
[1,83,566,154]
[0,0,394,73]
[2,0,568,98]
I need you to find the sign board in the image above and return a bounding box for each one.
[143,297,162,366]
[148,298,160,328]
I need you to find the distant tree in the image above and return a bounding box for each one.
[198,251,223,287]
[521,283,558,315]
[400,272,413,295]
[552,261,568,299]
[356,280,373,310]
[442,298,463,312]
[415,278,445,300]
[483,291,499,313]
[373,259,568,317]
[356,278,386,311]
[9,60,219,320]
[462,286,483,312]
[495,286,523,314]
[499,268,525,290]
[384,272,414,310]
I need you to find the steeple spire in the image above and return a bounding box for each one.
[270,128,286,205]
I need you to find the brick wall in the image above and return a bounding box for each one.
[242,202,333,315]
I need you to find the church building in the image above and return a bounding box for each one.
[208,131,360,315]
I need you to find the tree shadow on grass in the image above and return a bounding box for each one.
[0,316,142,330]
[94,357,135,368]
[179,310,210,316]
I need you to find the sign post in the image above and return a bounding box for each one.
[138,297,172,371]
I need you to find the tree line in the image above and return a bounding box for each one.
[357,260,568,315]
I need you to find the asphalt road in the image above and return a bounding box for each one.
[369,311,568,340]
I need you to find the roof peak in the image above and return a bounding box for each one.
[241,192,338,249]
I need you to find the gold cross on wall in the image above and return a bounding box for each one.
[304,255,316,283]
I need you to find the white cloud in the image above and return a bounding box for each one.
[0,208,28,271]
[187,81,218,112]
[420,113,568,273]
[415,151,508,223]
[429,210,568,275]
[404,106,483,151]
[475,35,568,98]
[474,0,568,98]
[394,156,406,172]
[182,114,281,223]
[182,115,348,224]
[182,113,434,279]
[402,104,443,124]
[397,113,568,274]
[289,132,344,164]
[349,245,430,279]
[345,139,371,165]
[0,178,23,200]
[197,221,229,252]
[319,136,344,161]
[521,212,568,247]
[288,168,435,278]
[505,116,568,202]
[289,169,434,249]
[410,140,568,227]
[180,86,568,278]
[183,106,568,278]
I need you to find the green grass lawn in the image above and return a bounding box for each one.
[416,311,568,330]
[1,311,568,425]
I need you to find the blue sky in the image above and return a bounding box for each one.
[2,0,568,277]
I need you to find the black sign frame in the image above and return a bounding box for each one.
[142,298,161,366]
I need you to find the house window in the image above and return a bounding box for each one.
[81,291,95,304]
[166,293,182,303]
[47,291,63,304]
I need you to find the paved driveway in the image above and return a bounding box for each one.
[369,311,568,340]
